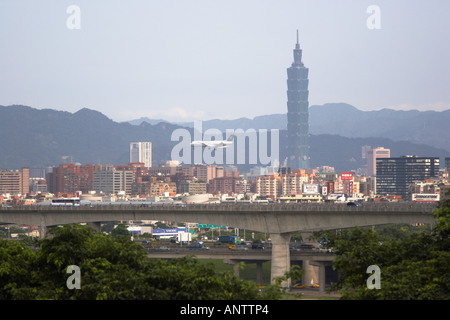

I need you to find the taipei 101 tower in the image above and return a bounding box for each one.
[286,30,310,170]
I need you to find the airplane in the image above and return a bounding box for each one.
[190,134,235,149]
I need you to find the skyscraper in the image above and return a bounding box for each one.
[286,30,310,169]
[130,142,152,168]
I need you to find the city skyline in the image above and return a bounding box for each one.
[0,1,448,123]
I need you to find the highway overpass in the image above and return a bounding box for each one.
[147,247,335,290]
[0,202,437,285]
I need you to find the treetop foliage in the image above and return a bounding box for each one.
[0,224,285,300]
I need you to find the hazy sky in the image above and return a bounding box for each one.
[0,0,449,122]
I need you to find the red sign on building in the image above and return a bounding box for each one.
[340,172,353,181]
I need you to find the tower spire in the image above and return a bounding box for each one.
[296,29,300,49]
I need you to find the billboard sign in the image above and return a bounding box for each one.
[327,181,334,194]
[302,184,319,194]
[412,194,440,202]
[153,227,187,237]
[340,172,353,180]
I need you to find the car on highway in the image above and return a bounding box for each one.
[347,201,361,207]
[251,243,265,250]
[159,245,170,250]
[299,243,315,250]
[228,245,248,251]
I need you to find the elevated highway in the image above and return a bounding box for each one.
[146,247,335,288]
[0,202,436,233]
[0,202,437,286]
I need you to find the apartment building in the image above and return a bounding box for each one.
[256,174,282,199]
[46,164,99,194]
[0,167,29,195]
[281,170,312,196]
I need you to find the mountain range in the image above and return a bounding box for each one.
[129,103,450,152]
[0,104,449,174]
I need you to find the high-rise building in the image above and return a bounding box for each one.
[46,164,99,194]
[130,142,152,168]
[286,30,310,170]
[376,156,440,200]
[0,168,29,195]
[367,147,390,176]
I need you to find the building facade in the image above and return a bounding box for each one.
[376,156,440,200]
[179,180,207,195]
[256,174,282,199]
[367,147,390,176]
[46,164,99,194]
[0,168,29,195]
[281,170,312,196]
[286,30,310,170]
[207,171,242,194]
[93,165,134,195]
[130,142,152,168]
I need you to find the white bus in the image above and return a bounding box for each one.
[51,198,81,207]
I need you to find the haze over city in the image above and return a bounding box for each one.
[0,0,449,122]
[0,1,450,307]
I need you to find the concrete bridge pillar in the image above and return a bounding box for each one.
[256,261,264,285]
[233,261,240,278]
[302,260,319,287]
[39,217,47,239]
[224,259,241,278]
[270,232,292,287]
[310,261,333,292]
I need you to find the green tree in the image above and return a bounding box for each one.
[317,194,450,300]
[1,224,286,300]
[111,223,130,237]
[0,239,35,299]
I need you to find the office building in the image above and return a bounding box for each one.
[286,30,310,170]
[130,142,152,168]
[376,156,440,200]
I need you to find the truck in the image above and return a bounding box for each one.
[218,235,241,244]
